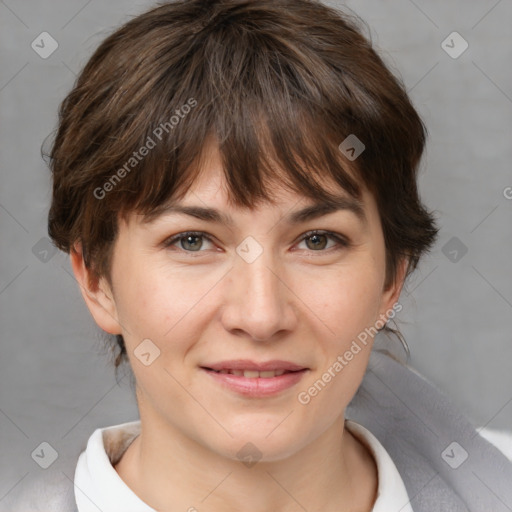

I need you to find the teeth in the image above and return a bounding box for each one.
[214,369,288,378]
[261,370,286,377]
[243,370,260,378]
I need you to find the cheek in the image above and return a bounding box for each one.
[113,260,204,339]
[112,265,208,410]
[305,261,384,342]
[111,261,225,396]
[114,279,166,339]
[296,261,383,405]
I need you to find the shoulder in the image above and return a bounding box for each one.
[479,428,512,461]
[0,469,77,512]
[369,350,512,461]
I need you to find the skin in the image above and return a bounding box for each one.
[71,143,408,512]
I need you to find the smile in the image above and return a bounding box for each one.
[200,363,309,397]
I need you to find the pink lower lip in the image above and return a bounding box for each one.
[202,368,308,397]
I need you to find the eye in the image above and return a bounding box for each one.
[164,231,214,253]
[295,230,350,253]
[162,229,350,255]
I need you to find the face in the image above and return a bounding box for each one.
[75,145,405,463]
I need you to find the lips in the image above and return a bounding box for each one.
[200,360,308,395]
[201,362,308,397]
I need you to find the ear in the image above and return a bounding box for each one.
[69,242,122,335]
[378,257,409,319]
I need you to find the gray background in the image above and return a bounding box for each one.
[1,0,511,499]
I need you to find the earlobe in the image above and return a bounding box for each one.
[69,243,122,335]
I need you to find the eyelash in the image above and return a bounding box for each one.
[162,230,350,257]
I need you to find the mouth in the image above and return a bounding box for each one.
[200,360,309,396]
[201,359,307,373]
[202,368,299,378]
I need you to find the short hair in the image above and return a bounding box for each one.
[47,0,438,368]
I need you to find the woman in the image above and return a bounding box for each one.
[5,0,511,510]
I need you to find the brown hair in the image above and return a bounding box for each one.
[47,0,438,368]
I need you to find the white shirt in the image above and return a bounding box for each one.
[74,419,414,512]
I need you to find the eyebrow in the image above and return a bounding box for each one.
[143,195,367,227]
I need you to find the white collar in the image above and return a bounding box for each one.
[74,419,413,511]
[345,420,413,512]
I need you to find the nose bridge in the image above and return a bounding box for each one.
[222,236,295,340]
[242,248,280,302]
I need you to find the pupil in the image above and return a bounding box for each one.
[308,234,326,250]
[184,235,201,251]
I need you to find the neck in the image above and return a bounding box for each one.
[115,410,377,512]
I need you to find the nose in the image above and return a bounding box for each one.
[220,245,297,342]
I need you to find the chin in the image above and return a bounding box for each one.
[209,421,309,464]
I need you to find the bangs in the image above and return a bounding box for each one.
[132,106,363,223]
[87,11,367,222]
